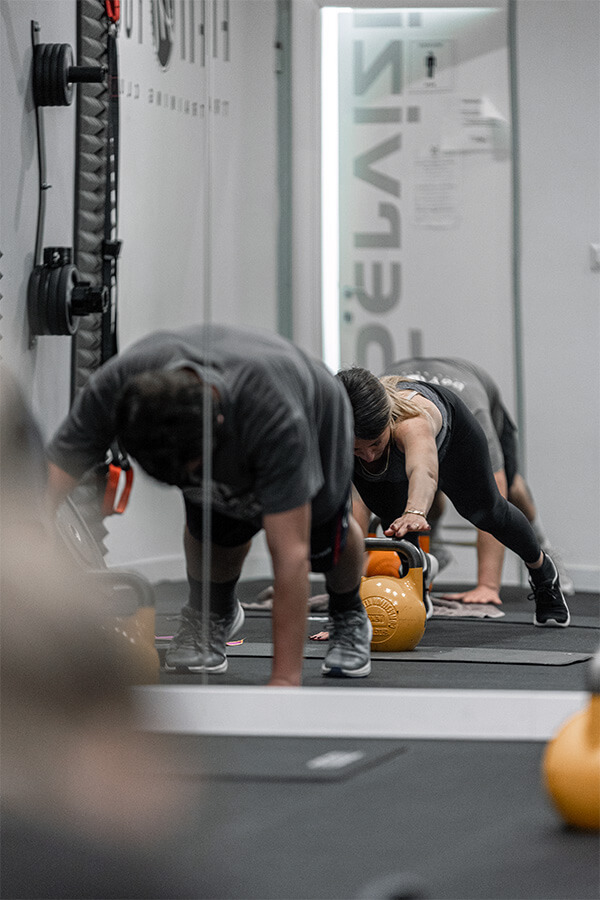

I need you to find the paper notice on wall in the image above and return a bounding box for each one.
[442,97,509,153]
[413,150,459,229]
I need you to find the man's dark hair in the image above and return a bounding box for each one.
[114,370,219,486]
[336,366,391,440]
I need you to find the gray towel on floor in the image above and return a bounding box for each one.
[431,595,505,618]
[243,588,503,618]
[242,587,328,612]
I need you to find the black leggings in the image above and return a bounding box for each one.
[355,387,541,566]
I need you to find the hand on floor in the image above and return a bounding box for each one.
[440,585,502,605]
[309,631,330,641]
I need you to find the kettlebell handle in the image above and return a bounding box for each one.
[364,537,423,570]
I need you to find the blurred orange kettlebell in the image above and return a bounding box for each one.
[542,651,600,830]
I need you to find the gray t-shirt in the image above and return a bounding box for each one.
[388,357,514,473]
[47,325,354,527]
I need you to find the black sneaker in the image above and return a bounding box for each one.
[528,557,570,627]
[321,607,372,678]
[164,601,245,673]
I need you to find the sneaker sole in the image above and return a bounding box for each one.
[534,613,571,627]
[164,602,245,674]
[321,660,372,678]
[164,658,229,674]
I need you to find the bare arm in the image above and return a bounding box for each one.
[263,503,311,687]
[384,415,438,539]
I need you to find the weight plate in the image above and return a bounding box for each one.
[33,44,45,107]
[38,265,53,334]
[27,266,44,335]
[56,496,107,571]
[56,44,73,106]
[50,44,63,106]
[41,44,54,107]
[46,265,62,335]
[58,264,79,335]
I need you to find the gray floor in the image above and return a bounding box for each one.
[154,580,600,691]
[145,733,600,900]
[145,581,600,899]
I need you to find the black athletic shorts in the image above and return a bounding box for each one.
[184,489,352,574]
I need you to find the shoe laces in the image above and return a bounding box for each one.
[527,576,564,608]
[177,607,231,647]
[330,610,367,648]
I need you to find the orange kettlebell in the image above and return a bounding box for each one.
[542,651,600,830]
[360,539,427,652]
[366,549,402,578]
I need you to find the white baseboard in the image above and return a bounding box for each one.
[134,685,589,741]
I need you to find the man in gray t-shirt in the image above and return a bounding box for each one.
[384,357,573,603]
[46,325,372,685]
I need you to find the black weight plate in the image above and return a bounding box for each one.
[64,44,74,96]
[52,265,73,335]
[38,44,52,107]
[58,264,78,335]
[41,44,54,107]
[38,265,53,334]
[27,266,44,335]
[49,44,63,106]
[33,44,45,107]
[55,496,107,571]
[56,44,73,106]
[46,265,62,334]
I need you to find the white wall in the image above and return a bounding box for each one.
[292,0,599,592]
[1,1,76,437]
[516,0,600,591]
[1,0,280,582]
[104,0,280,577]
[2,0,598,591]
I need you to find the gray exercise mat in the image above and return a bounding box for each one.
[224,641,591,666]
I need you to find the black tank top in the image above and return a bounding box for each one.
[353,381,452,485]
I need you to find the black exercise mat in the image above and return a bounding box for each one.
[214,640,590,666]
[141,733,407,782]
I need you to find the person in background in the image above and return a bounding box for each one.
[386,356,574,604]
[45,325,370,683]
[337,365,570,628]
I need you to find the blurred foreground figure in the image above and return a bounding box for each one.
[0,368,223,899]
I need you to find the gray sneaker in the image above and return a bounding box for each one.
[321,607,372,678]
[165,601,244,673]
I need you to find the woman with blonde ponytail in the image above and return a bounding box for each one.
[336,366,570,628]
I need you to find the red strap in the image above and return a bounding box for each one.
[102,463,133,516]
[105,0,120,23]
